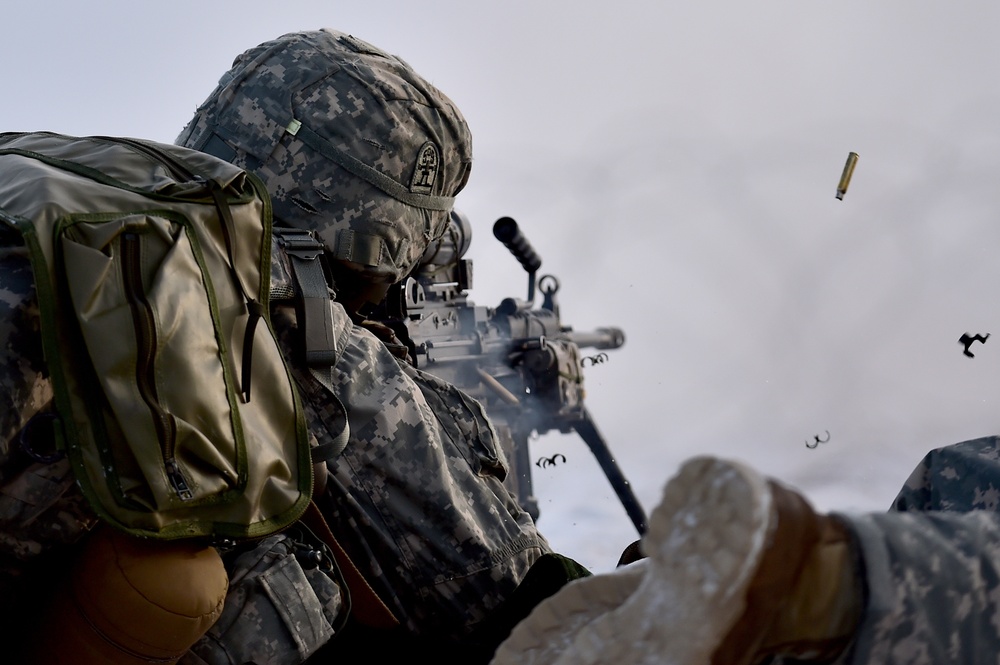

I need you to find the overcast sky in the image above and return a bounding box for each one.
[5,1,1000,570]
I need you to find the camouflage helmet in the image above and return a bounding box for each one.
[176,29,473,287]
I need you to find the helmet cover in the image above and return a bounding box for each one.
[176,29,473,285]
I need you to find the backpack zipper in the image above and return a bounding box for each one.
[122,231,193,501]
[115,137,263,403]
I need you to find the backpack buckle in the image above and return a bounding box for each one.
[274,228,339,366]
[274,227,326,260]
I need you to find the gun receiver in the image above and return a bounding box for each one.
[378,212,647,535]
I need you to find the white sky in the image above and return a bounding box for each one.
[5,1,1000,570]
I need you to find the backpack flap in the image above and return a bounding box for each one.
[0,131,312,540]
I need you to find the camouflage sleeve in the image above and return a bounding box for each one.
[272,299,550,640]
[838,509,1000,665]
[834,436,1000,664]
[180,533,345,665]
[0,241,97,597]
[891,435,1000,514]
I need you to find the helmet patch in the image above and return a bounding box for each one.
[410,142,440,193]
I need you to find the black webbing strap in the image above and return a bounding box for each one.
[274,228,338,366]
[274,228,351,463]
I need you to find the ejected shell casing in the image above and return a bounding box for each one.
[836,152,859,200]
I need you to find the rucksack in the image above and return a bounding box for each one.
[0,131,312,540]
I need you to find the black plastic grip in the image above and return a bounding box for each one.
[493,217,542,273]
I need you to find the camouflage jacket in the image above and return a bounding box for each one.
[0,236,98,602]
[269,247,550,638]
[835,435,1000,665]
[181,245,552,664]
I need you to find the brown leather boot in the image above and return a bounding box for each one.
[492,456,863,665]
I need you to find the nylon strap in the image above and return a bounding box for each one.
[305,334,350,463]
[273,228,351,462]
[334,228,384,267]
[308,382,349,462]
[289,121,455,212]
[302,500,399,629]
[275,228,338,367]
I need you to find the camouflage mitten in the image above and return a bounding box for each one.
[491,456,864,665]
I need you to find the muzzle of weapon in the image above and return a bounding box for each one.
[515,328,625,377]
[501,311,625,351]
[564,327,626,350]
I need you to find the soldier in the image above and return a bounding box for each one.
[174,29,589,665]
[493,438,1000,664]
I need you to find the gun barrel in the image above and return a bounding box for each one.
[564,327,625,350]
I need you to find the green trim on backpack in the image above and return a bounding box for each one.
[0,132,312,540]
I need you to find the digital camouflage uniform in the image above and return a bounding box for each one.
[168,241,552,665]
[270,250,550,637]
[0,233,98,635]
[833,435,1000,664]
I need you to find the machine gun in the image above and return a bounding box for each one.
[375,211,648,535]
